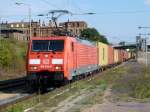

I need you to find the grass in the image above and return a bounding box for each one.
[112,63,150,100]
[67,62,150,112]
[129,66,150,99]
[66,65,130,112]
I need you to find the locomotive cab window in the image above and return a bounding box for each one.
[32,40,64,52]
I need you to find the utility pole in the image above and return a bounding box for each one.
[136,36,141,59]
[138,26,150,67]
[0,16,1,38]
[15,2,32,41]
[138,32,149,67]
[145,37,148,67]
[29,6,31,40]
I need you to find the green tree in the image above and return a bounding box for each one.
[0,38,27,69]
[80,28,108,44]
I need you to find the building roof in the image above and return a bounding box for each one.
[8,21,38,24]
[59,21,87,25]
[62,21,87,23]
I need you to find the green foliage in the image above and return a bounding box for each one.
[0,39,16,67]
[80,28,108,44]
[0,38,27,73]
[7,106,23,112]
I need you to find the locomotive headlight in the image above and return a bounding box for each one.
[31,66,38,70]
[33,66,38,70]
[55,66,62,70]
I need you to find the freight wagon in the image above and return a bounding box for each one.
[97,42,108,67]
[114,49,119,64]
[108,45,114,66]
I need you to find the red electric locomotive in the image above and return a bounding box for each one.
[27,36,99,89]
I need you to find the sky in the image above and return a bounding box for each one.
[1,0,150,43]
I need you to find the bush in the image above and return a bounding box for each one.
[0,39,15,67]
[0,38,27,76]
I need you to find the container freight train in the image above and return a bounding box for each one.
[26,36,133,90]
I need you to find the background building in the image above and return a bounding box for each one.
[60,21,88,36]
[0,22,24,40]
[136,36,150,52]
[8,21,40,40]
[0,20,88,41]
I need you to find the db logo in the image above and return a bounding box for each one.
[43,59,49,64]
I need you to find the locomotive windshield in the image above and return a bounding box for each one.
[32,40,64,52]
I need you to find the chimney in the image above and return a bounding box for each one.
[42,21,45,26]
[39,19,41,26]
[49,20,52,27]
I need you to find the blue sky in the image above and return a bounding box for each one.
[1,0,150,43]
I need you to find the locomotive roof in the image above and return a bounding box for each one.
[31,36,96,47]
[76,38,96,46]
[31,36,67,40]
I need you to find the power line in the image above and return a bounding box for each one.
[68,10,150,16]
[70,0,82,12]
[95,10,150,15]
[40,0,61,9]
[66,0,69,10]
[2,9,150,19]
[41,1,149,15]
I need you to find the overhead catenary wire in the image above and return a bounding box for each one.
[71,0,82,12]
[72,0,93,14]
[94,10,150,15]
[40,0,61,9]
[2,9,150,20]
[39,0,150,15]
[66,0,69,10]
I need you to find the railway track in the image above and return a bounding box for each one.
[0,76,56,111]
[0,77,26,91]
[0,77,31,110]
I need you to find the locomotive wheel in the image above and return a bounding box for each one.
[38,77,48,93]
[63,78,70,85]
[26,80,37,93]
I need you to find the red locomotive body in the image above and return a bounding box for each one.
[27,36,99,88]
